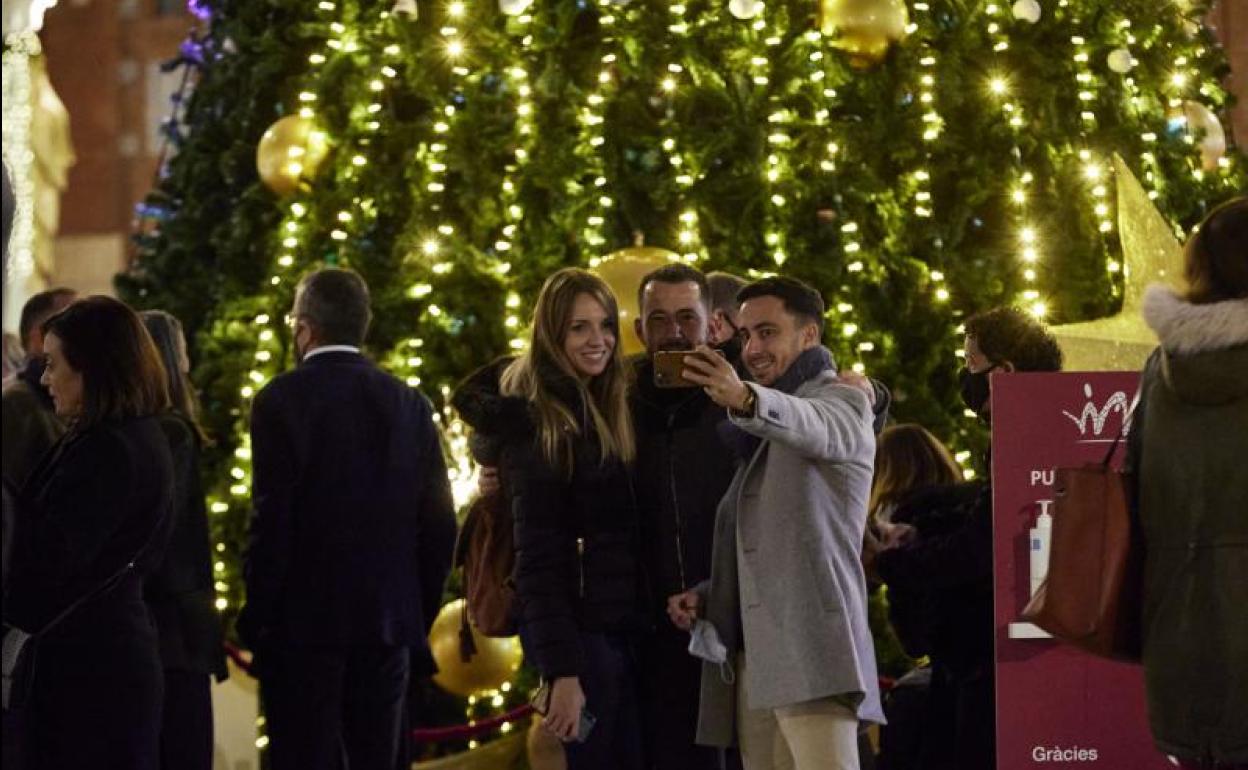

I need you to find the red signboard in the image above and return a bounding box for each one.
[990,372,1169,769]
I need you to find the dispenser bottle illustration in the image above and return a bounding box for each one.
[1029,500,1053,597]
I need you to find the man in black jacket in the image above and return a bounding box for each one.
[2,287,77,489]
[875,307,1062,770]
[239,268,457,770]
[632,264,737,770]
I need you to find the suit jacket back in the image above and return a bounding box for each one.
[241,351,456,665]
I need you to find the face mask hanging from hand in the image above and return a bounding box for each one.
[688,619,735,684]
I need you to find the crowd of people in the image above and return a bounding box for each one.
[0,167,1244,770]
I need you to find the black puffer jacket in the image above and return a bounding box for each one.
[452,359,646,680]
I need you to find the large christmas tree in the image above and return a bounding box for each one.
[122,0,1243,636]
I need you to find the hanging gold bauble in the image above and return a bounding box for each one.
[819,0,910,66]
[591,245,682,356]
[256,115,330,196]
[429,599,524,698]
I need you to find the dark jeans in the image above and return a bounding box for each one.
[260,644,409,770]
[639,623,723,770]
[160,669,213,770]
[523,628,643,770]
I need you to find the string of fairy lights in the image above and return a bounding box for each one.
[1,31,39,292]
[903,2,946,314]
[659,3,705,262]
[983,2,1047,320]
[579,0,624,263]
[1060,3,1118,293]
[495,11,537,356]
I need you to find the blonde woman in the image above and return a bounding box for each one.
[453,268,644,769]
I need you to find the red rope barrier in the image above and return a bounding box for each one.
[223,642,896,744]
[411,704,534,742]
[223,640,252,673]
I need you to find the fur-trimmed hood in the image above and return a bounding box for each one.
[1143,285,1248,354]
[1142,285,1248,407]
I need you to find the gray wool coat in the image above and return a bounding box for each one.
[695,371,885,748]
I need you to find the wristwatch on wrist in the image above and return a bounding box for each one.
[733,384,757,417]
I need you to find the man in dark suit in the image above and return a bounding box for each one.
[238,267,457,770]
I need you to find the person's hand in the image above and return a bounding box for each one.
[862,527,883,582]
[477,466,500,497]
[542,677,587,742]
[879,521,917,550]
[681,346,750,411]
[836,372,876,406]
[667,590,701,631]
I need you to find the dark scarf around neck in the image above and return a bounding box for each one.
[718,345,836,462]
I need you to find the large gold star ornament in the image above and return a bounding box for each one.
[1052,155,1184,372]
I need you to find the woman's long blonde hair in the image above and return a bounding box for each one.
[869,424,961,521]
[500,268,635,473]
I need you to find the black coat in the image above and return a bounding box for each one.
[875,481,994,674]
[453,360,645,680]
[6,416,174,638]
[238,351,456,674]
[144,412,227,679]
[4,416,174,770]
[629,356,735,607]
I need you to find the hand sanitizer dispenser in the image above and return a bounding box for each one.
[1029,500,1053,597]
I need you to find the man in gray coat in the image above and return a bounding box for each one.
[674,276,884,770]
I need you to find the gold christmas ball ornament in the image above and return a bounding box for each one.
[819,0,910,66]
[591,245,683,357]
[256,115,330,197]
[429,599,523,697]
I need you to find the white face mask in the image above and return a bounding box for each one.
[688,619,726,663]
[688,619,736,684]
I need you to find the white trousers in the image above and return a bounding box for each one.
[735,654,860,770]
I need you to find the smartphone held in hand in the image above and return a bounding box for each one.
[653,348,723,389]
[653,350,700,389]
[530,680,597,743]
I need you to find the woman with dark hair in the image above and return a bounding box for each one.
[3,296,174,770]
[140,310,227,770]
[863,425,963,770]
[453,268,645,770]
[1131,196,1248,770]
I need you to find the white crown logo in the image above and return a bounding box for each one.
[1062,383,1129,437]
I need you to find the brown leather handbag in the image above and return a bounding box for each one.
[1020,422,1144,663]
